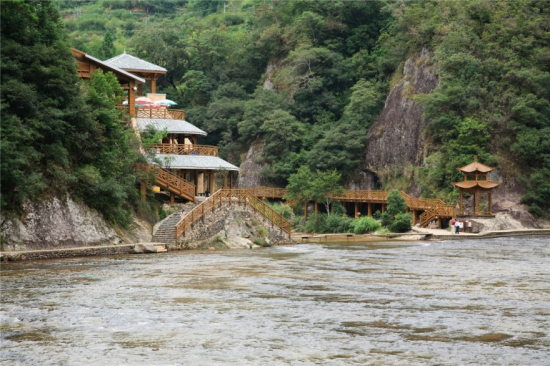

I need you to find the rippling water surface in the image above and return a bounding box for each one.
[1,237,549,365]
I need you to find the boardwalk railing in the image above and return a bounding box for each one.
[246,187,454,227]
[175,189,292,244]
[136,108,186,121]
[419,206,456,228]
[152,144,218,156]
[141,165,195,201]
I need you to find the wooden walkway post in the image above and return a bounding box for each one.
[140,182,146,202]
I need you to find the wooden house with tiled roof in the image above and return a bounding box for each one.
[452,156,499,216]
[104,52,167,95]
[73,49,238,203]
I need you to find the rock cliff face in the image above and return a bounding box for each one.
[237,139,274,188]
[362,49,438,192]
[1,196,151,251]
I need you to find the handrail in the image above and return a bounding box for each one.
[136,108,186,121]
[174,189,292,244]
[419,206,456,228]
[141,164,195,201]
[151,144,218,157]
[245,187,448,211]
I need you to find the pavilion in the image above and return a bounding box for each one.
[451,156,499,216]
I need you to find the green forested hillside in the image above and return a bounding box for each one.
[1,0,146,225]
[2,0,549,218]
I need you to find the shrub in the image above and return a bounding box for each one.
[268,202,293,220]
[380,211,393,227]
[304,213,327,233]
[351,216,381,234]
[325,214,353,233]
[372,210,382,219]
[389,213,412,233]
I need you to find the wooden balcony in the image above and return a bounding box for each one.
[136,108,185,120]
[152,144,218,157]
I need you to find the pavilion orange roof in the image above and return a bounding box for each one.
[451,181,500,189]
[456,156,494,173]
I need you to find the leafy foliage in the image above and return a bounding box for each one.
[351,216,381,234]
[1,1,148,226]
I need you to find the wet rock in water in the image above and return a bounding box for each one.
[131,243,158,254]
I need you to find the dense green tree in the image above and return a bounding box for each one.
[1,0,98,209]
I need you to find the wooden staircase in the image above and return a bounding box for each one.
[419,206,456,228]
[144,165,195,202]
[174,189,292,244]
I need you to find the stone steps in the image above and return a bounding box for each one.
[152,213,182,244]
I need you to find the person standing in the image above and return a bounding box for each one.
[455,219,460,234]
[450,218,456,234]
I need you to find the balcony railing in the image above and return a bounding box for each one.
[136,108,186,121]
[151,144,218,157]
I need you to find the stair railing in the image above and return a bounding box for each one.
[174,189,292,244]
[140,164,195,201]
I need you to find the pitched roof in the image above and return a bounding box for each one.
[136,118,207,136]
[457,156,494,173]
[104,52,167,73]
[452,181,500,189]
[72,48,146,84]
[154,154,239,171]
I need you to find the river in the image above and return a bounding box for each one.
[1,237,549,365]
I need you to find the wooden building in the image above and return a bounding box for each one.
[71,48,144,116]
[73,49,238,203]
[452,156,499,216]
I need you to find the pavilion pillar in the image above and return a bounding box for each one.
[381,204,386,213]
[355,202,359,218]
[208,172,215,194]
[437,217,442,229]
[137,83,143,97]
[129,81,136,117]
[474,189,479,215]
[412,210,417,225]
[488,190,493,215]
[367,203,372,217]
[140,182,146,202]
[223,174,228,189]
[170,192,175,205]
[151,76,157,94]
[314,201,318,215]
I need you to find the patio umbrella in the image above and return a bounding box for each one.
[155,99,178,106]
[135,96,154,103]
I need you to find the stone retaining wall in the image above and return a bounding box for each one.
[1,244,135,261]
[176,205,292,249]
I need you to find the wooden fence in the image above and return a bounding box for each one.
[175,189,292,243]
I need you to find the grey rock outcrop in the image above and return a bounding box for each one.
[363,48,438,191]
[131,243,159,254]
[237,139,274,188]
[1,196,120,251]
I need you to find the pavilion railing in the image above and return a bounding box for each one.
[136,108,186,121]
[152,144,218,157]
[175,189,292,244]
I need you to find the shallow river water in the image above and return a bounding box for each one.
[1,237,549,366]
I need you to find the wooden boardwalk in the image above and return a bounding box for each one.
[245,187,455,228]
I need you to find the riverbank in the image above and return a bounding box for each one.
[2,228,549,262]
[291,228,550,243]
